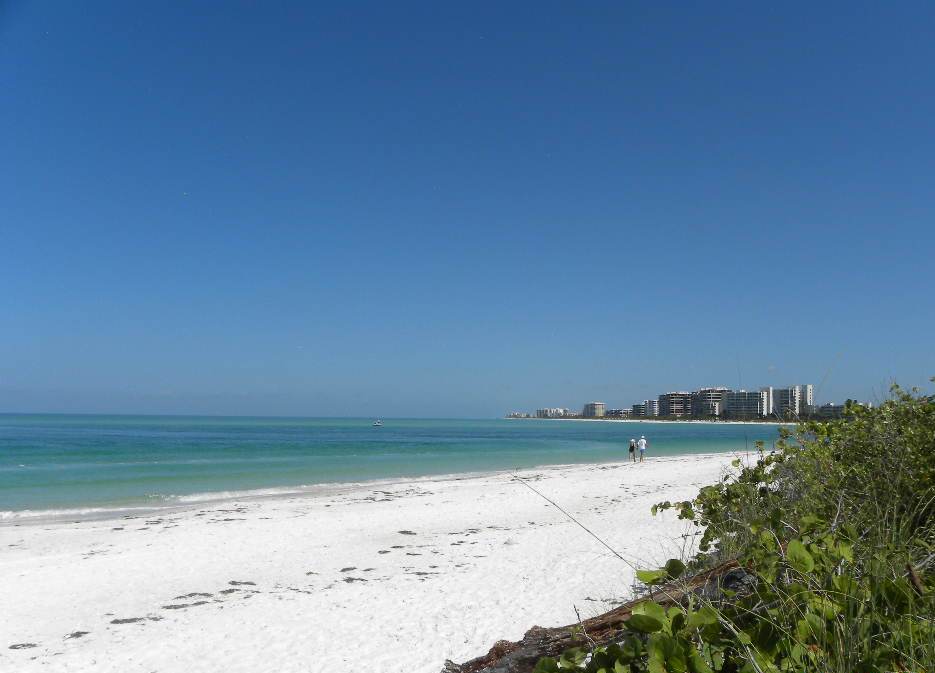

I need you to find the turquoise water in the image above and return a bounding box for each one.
[0,415,784,517]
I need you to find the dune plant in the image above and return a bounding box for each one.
[537,382,934,673]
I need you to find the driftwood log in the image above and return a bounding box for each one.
[441,560,744,673]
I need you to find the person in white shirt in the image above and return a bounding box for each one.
[637,435,647,462]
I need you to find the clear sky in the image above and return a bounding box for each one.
[1,1,933,417]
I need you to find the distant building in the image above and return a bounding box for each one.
[630,400,658,417]
[582,401,606,418]
[773,384,814,418]
[815,403,845,419]
[773,387,797,417]
[813,400,871,419]
[760,387,774,416]
[606,408,630,418]
[536,407,572,418]
[803,384,814,408]
[658,392,693,417]
[692,387,730,417]
[722,389,769,418]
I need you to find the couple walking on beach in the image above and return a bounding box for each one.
[628,435,647,462]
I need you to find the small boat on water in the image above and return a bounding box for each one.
[372,420,383,427]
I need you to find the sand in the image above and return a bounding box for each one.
[0,453,740,673]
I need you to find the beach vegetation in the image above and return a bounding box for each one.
[537,382,934,673]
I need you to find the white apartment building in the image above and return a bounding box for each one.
[773,384,815,417]
[536,408,571,418]
[692,387,731,417]
[760,387,774,416]
[658,392,693,417]
[582,402,606,418]
[723,389,770,418]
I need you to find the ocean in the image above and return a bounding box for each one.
[0,415,784,518]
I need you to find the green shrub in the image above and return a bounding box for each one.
[539,382,934,673]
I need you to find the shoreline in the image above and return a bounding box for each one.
[1,453,740,673]
[505,417,791,425]
[1,448,761,526]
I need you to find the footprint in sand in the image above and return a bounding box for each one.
[110,616,162,625]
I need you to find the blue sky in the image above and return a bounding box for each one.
[1,1,933,416]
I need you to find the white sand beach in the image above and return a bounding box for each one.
[1,453,739,673]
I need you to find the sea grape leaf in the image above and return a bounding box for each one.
[637,569,669,585]
[635,601,668,622]
[798,514,823,532]
[647,659,666,673]
[648,633,688,673]
[620,636,644,661]
[637,559,687,587]
[786,539,814,574]
[628,613,665,633]
[668,606,686,632]
[664,559,687,579]
[534,657,559,673]
[795,613,825,642]
[836,541,854,563]
[627,601,667,633]
[559,648,587,667]
[686,605,719,629]
[687,647,714,673]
